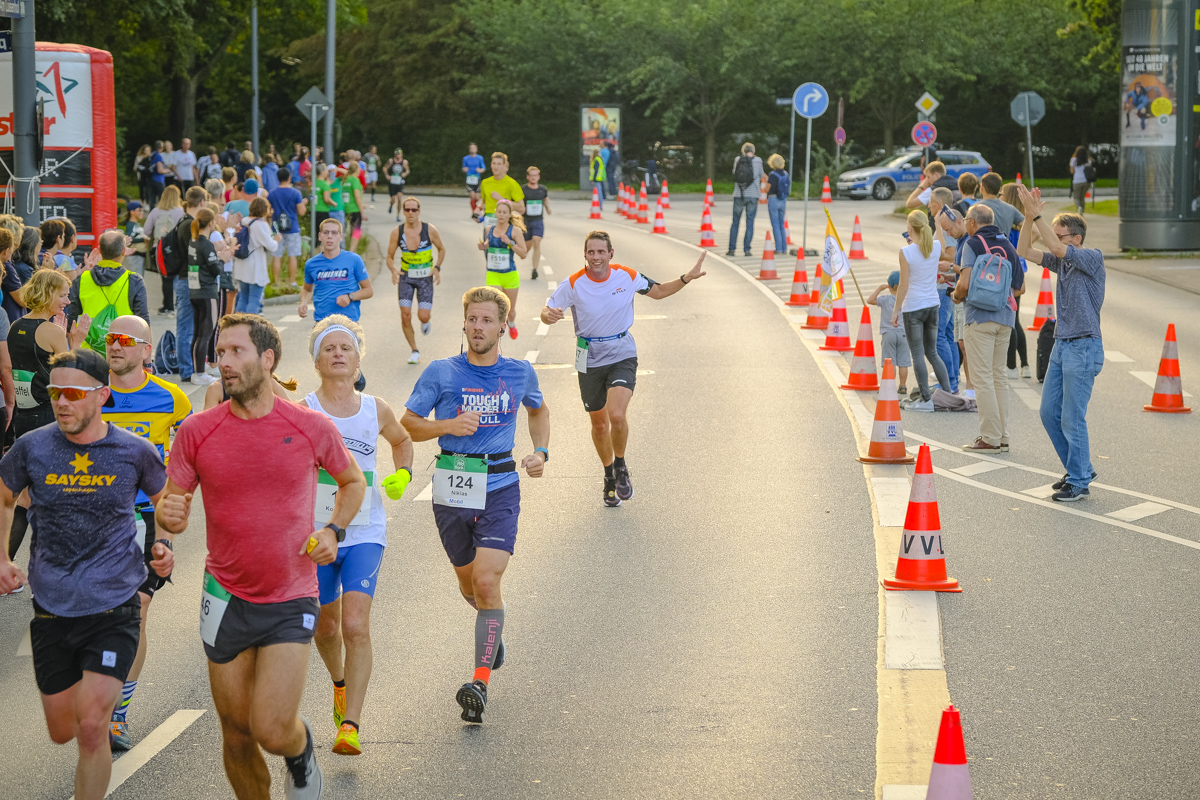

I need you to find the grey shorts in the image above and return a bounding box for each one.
[953,302,965,341]
[398,273,434,310]
[280,232,303,257]
[203,593,320,664]
[881,330,912,368]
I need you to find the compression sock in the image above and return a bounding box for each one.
[604,463,615,479]
[473,608,505,685]
[8,506,28,560]
[613,456,627,472]
[112,680,137,721]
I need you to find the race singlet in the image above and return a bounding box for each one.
[315,468,373,528]
[525,200,544,217]
[390,165,405,185]
[432,454,487,509]
[402,248,433,279]
[13,369,36,409]
[487,247,513,272]
[200,572,233,646]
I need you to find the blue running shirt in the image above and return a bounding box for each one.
[304,250,369,322]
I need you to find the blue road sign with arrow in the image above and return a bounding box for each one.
[793,82,829,119]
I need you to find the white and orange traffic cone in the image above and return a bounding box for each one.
[660,178,671,209]
[848,216,867,260]
[819,294,853,352]
[704,178,714,210]
[616,183,627,217]
[1026,268,1054,331]
[925,705,974,799]
[801,264,829,329]
[651,198,668,234]
[784,218,794,247]
[820,175,833,203]
[857,359,914,464]
[785,250,809,307]
[883,443,961,591]
[699,203,716,248]
[759,175,769,205]
[589,187,602,220]
[757,231,778,280]
[636,183,649,224]
[841,307,880,390]
[1144,323,1191,413]
[1015,172,1022,184]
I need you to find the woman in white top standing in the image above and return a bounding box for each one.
[891,209,952,411]
[1068,145,1092,214]
[303,315,414,758]
[231,197,281,314]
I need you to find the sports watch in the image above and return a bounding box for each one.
[325,523,347,543]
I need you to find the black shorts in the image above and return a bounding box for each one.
[31,594,141,695]
[348,212,362,230]
[388,183,405,197]
[203,594,321,664]
[578,356,638,412]
[466,181,481,194]
[137,509,168,598]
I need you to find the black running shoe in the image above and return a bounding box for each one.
[456,680,488,723]
[1051,483,1089,502]
[603,477,621,507]
[492,637,505,671]
[614,464,634,501]
[1052,471,1096,491]
[531,268,539,280]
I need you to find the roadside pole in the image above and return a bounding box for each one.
[323,0,336,163]
[1010,91,1045,190]
[296,87,331,251]
[1024,95,1034,186]
[793,82,829,255]
[11,1,38,225]
[251,0,259,159]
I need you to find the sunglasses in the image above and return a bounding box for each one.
[105,333,149,348]
[48,384,104,402]
[403,207,420,212]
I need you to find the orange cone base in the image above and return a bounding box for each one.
[883,575,962,592]
[857,452,914,465]
[819,341,854,352]
[801,318,829,330]
[758,271,779,281]
[842,375,880,391]
[1027,320,1049,332]
[785,296,809,307]
[1144,402,1192,413]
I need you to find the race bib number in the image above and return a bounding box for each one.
[135,513,147,555]
[575,336,589,373]
[407,265,431,278]
[432,454,487,510]
[487,247,511,272]
[390,174,405,185]
[315,468,373,529]
[482,214,496,228]
[467,174,480,186]
[188,264,200,291]
[13,369,36,410]
[200,572,232,647]
[525,200,543,217]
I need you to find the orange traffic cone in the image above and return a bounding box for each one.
[1144,323,1192,413]
[926,705,974,799]
[651,198,668,234]
[883,443,961,591]
[785,250,809,307]
[1026,268,1054,331]
[784,218,794,247]
[699,203,716,248]
[660,178,671,209]
[757,231,778,280]
[759,175,769,205]
[1015,172,1022,184]
[841,307,880,390]
[848,216,867,260]
[857,359,914,464]
[704,178,714,210]
[589,187,602,220]
[819,295,853,352]
[636,183,649,224]
[820,175,833,203]
[801,264,829,329]
[1085,187,1092,202]
[616,183,626,217]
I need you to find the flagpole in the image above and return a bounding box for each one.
[824,208,867,306]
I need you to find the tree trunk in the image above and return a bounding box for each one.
[704,126,716,183]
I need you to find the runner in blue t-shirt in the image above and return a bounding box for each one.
[300,218,374,322]
[462,143,487,221]
[401,285,550,725]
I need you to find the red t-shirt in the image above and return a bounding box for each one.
[168,398,353,603]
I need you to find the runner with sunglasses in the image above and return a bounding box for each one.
[100,316,192,751]
[0,348,171,800]
[386,198,446,364]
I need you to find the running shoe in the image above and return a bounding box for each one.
[1051,483,1089,502]
[110,720,133,751]
[508,325,518,340]
[333,684,346,728]
[492,637,505,671]
[408,351,420,365]
[456,680,488,723]
[421,321,431,336]
[331,722,361,756]
[284,720,323,800]
[1020,365,1032,379]
[531,268,539,280]
[614,464,634,501]
[1052,471,1095,491]
[603,477,621,507]
[2,584,24,595]
[188,373,217,386]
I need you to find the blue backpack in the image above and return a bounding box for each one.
[775,170,791,199]
[966,235,1012,312]
[154,329,179,375]
[233,221,253,260]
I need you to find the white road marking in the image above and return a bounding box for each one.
[543,264,554,276]
[280,314,302,322]
[1130,370,1193,397]
[1105,350,1134,362]
[801,329,825,340]
[276,326,288,333]
[524,350,539,364]
[787,313,807,323]
[68,710,206,800]
[547,281,557,291]
[822,358,846,383]
[951,461,1008,477]
[536,322,550,336]
[414,483,432,502]
[1022,484,1059,499]
[884,591,943,669]
[842,388,874,438]
[1011,383,1041,410]
[1107,501,1172,522]
[870,478,911,528]
[882,787,929,800]
[906,444,941,454]
[17,628,31,656]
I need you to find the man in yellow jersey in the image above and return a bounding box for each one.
[478,152,525,230]
[100,315,191,750]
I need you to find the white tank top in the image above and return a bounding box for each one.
[304,392,386,547]
[900,240,942,313]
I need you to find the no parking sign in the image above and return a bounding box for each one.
[911,121,937,147]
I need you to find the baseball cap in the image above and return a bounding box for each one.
[49,349,110,386]
[887,271,900,288]
[126,200,142,212]
[244,179,259,194]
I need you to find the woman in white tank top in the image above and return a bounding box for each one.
[303,315,415,755]
[892,210,952,408]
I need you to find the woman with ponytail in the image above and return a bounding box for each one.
[186,207,222,386]
[891,209,952,410]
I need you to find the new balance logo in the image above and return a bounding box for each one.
[282,437,293,444]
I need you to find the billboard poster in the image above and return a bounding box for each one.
[1121,44,1176,147]
[580,106,619,188]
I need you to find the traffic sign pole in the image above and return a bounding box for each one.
[1024,94,1034,187]
[788,107,796,199]
[792,82,829,256]
[803,116,812,253]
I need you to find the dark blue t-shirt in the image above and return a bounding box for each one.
[303,250,369,321]
[149,151,166,185]
[268,186,303,233]
[1,259,32,321]
[0,423,167,616]
[405,354,543,491]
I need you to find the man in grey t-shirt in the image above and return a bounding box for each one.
[728,142,764,257]
[979,171,1024,233]
[1016,186,1105,503]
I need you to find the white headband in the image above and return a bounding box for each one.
[312,324,360,360]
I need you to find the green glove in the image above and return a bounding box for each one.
[381,467,412,500]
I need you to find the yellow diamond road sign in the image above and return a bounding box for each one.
[915,92,939,115]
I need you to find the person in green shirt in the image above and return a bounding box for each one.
[311,164,333,246]
[342,162,367,247]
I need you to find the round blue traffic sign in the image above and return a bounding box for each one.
[793,83,829,119]
[911,121,937,147]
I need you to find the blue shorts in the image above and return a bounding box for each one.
[432,481,520,567]
[317,543,385,606]
[525,217,544,239]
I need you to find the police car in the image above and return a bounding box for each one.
[836,148,991,201]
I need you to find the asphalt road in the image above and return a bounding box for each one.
[1,192,1198,799]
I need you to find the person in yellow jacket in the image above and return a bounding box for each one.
[66,230,151,355]
[589,148,607,209]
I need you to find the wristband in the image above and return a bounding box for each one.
[680,273,690,285]
[154,538,173,551]
[1032,215,1041,222]
[534,447,549,462]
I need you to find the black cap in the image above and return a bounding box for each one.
[49,349,110,386]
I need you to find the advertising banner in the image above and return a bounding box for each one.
[580,106,619,189]
[1121,44,1176,147]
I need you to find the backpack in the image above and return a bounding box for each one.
[233,220,254,260]
[734,155,755,189]
[159,214,192,278]
[775,171,791,199]
[966,235,1013,312]
[154,328,179,375]
[82,272,131,354]
[1082,162,1097,183]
